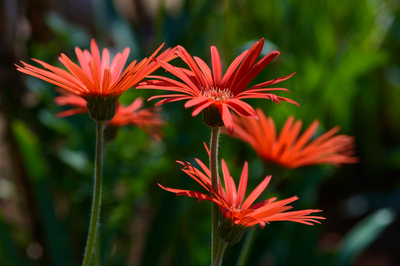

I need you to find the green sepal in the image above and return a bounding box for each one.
[202,105,224,127]
[218,215,249,245]
[86,95,118,122]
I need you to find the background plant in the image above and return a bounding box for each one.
[0,0,399,265]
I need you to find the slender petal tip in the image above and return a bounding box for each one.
[228,108,359,168]
[138,38,298,135]
[159,150,325,230]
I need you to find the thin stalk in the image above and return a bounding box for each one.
[93,233,100,266]
[82,121,104,266]
[210,126,221,265]
[214,240,228,266]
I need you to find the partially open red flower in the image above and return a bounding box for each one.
[159,157,324,231]
[54,90,165,140]
[230,108,359,169]
[16,39,176,121]
[137,38,298,136]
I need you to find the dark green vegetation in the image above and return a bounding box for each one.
[0,0,399,265]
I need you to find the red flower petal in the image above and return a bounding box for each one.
[220,104,234,137]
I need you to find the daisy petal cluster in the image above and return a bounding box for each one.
[230,108,359,169]
[54,90,165,140]
[16,39,177,121]
[158,156,324,243]
[137,38,299,136]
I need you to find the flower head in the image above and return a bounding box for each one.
[230,108,359,169]
[16,39,176,121]
[54,89,165,140]
[158,155,324,242]
[137,38,298,136]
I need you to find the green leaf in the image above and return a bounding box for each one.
[332,208,396,266]
[0,210,26,266]
[12,120,74,266]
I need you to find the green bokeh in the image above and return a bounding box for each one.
[1,0,399,265]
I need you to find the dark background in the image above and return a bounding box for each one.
[1,0,400,265]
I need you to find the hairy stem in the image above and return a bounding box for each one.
[82,121,104,266]
[214,240,228,266]
[210,126,221,265]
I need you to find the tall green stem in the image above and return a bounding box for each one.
[210,126,221,265]
[214,240,228,266]
[93,234,101,266]
[82,121,104,266]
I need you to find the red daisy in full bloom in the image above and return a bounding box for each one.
[159,155,324,243]
[16,39,176,121]
[137,38,298,136]
[54,90,165,140]
[230,108,359,169]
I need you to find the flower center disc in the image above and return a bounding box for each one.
[200,87,234,102]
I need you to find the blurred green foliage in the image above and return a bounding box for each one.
[1,0,400,265]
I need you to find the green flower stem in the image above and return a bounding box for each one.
[93,234,100,266]
[82,121,104,266]
[214,240,228,266]
[210,126,221,265]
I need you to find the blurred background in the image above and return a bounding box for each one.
[1,0,400,265]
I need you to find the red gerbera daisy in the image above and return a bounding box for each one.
[230,108,359,169]
[16,39,176,121]
[137,38,298,136]
[159,155,324,243]
[54,90,165,140]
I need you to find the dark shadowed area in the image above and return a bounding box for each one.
[0,0,400,265]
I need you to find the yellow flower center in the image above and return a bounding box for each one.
[200,87,234,102]
[230,204,243,213]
